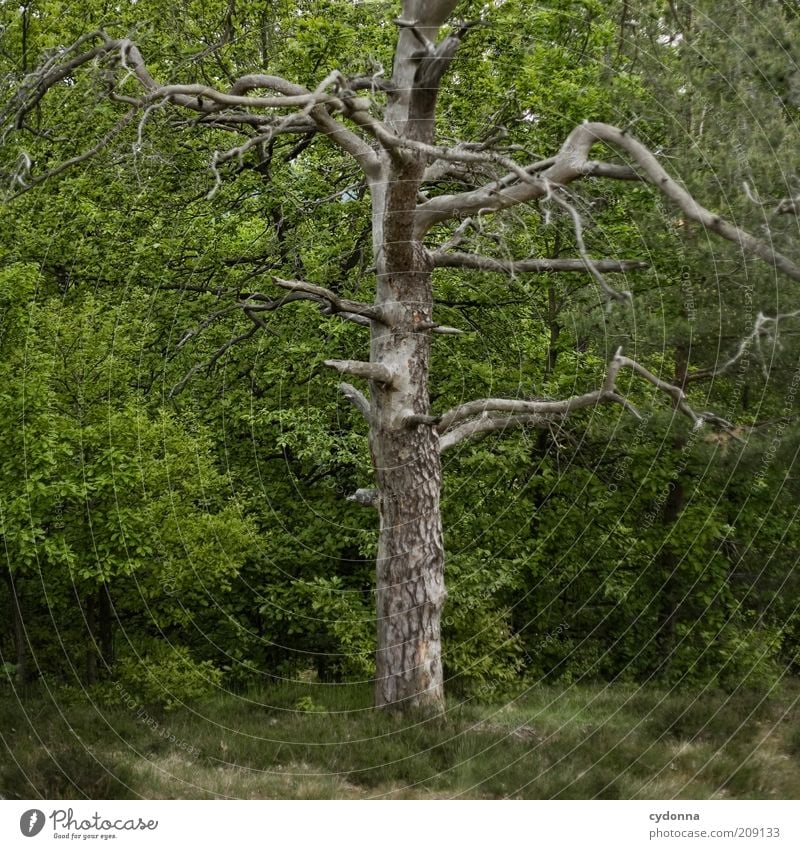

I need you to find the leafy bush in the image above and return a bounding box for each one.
[113,640,223,711]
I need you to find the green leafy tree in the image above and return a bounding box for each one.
[0,262,253,693]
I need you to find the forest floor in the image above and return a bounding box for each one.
[1,680,799,799]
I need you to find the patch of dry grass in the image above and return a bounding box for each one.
[2,679,798,799]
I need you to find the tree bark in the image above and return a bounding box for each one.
[372,192,445,710]
[371,416,445,711]
[368,150,446,712]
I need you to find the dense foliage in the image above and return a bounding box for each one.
[1,0,799,707]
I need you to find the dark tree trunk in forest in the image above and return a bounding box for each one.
[85,584,114,682]
[6,570,29,683]
[657,340,688,670]
[98,582,114,673]
[656,476,686,667]
[85,591,97,685]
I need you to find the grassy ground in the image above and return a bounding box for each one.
[1,679,799,799]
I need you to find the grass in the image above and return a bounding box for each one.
[1,678,799,799]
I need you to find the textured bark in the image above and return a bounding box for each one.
[370,194,445,709]
[371,413,445,712]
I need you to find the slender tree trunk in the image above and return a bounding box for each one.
[656,345,690,669]
[85,591,97,685]
[98,582,114,673]
[656,476,685,667]
[6,570,28,684]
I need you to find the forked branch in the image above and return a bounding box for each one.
[272,278,385,323]
[1,32,381,188]
[685,309,800,382]
[437,348,734,452]
[416,122,800,289]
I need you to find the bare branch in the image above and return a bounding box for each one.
[350,111,553,181]
[687,309,800,383]
[239,293,374,330]
[413,21,484,91]
[3,34,381,185]
[242,278,461,334]
[238,292,321,311]
[1,32,112,128]
[612,349,702,425]
[436,346,735,452]
[429,250,647,275]
[339,382,371,420]
[415,120,800,288]
[552,123,800,283]
[141,66,380,173]
[169,324,259,397]
[427,323,466,335]
[541,183,632,303]
[743,180,800,217]
[125,82,334,111]
[415,156,637,234]
[348,75,394,93]
[611,350,736,432]
[439,413,553,452]
[175,304,241,351]
[324,360,396,385]
[273,277,385,322]
[334,311,372,328]
[5,109,137,199]
[347,488,379,508]
[438,393,609,433]
[307,103,380,176]
[776,196,800,216]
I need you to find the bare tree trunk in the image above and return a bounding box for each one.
[365,2,459,713]
[372,422,445,710]
[369,152,446,712]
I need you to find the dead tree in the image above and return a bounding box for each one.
[4,1,800,713]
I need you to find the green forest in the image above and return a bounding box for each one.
[2,0,800,799]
